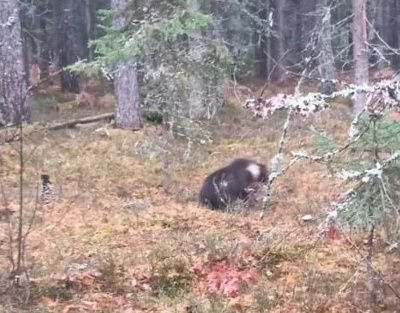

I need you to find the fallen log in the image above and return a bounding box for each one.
[46,112,115,130]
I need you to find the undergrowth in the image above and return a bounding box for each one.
[1,93,400,312]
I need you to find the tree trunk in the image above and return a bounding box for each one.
[111,0,142,130]
[375,0,385,69]
[189,74,205,119]
[369,0,390,70]
[317,0,336,95]
[188,0,206,119]
[294,1,303,66]
[114,64,142,130]
[254,5,269,78]
[0,0,30,126]
[54,0,89,93]
[85,0,93,60]
[85,0,108,61]
[265,0,272,80]
[274,0,287,81]
[389,0,400,69]
[38,4,52,80]
[352,0,369,113]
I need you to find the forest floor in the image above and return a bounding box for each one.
[0,78,400,313]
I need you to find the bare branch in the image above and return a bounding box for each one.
[365,17,400,57]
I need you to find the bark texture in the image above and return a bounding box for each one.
[187,0,207,119]
[317,0,336,95]
[114,64,142,130]
[54,0,88,93]
[112,0,142,130]
[352,0,369,113]
[0,0,30,126]
[274,0,287,81]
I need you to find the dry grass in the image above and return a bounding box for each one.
[0,87,399,313]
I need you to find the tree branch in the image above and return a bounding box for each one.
[45,113,115,130]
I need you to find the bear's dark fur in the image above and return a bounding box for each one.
[199,158,268,210]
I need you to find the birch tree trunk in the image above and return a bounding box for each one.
[0,0,30,126]
[352,0,369,113]
[111,0,142,130]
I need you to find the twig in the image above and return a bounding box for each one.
[257,227,299,265]
[259,49,292,98]
[0,179,15,273]
[26,69,63,92]
[366,224,376,308]
[337,266,361,295]
[259,108,293,219]
[291,112,369,163]
[16,122,24,281]
[259,62,311,219]
[22,178,41,254]
[365,17,400,56]
[337,222,400,302]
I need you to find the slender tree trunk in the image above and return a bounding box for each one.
[366,225,376,309]
[161,114,172,190]
[85,0,106,61]
[317,0,336,95]
[254,6,268,78]
[85,0,92,60]
[22,33,31,86]
[352,0,369,113]
[112,0,142,130]
[38,5,51,79]
[21,2,51,81]
[390,0,400,69]
[265,0,272,80]
[371,0,387,69]
[294,1,303,66]
[205,0,225,118]
[274,0,287,81]
[368,0,392,70]
[0,0,30,126]
[188,0,206,119]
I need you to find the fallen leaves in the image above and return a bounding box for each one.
[58,293,132,313]
[191,261,260,298]
[327,224,342,240]
[41,296,57,307]
[227,295,253,309]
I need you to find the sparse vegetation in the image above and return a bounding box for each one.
[150,257,192,298]
[2,93,400,311]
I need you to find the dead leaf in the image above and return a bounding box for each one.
[227,297,249,309]
[285,274,296,285]
[41,296,57,307]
